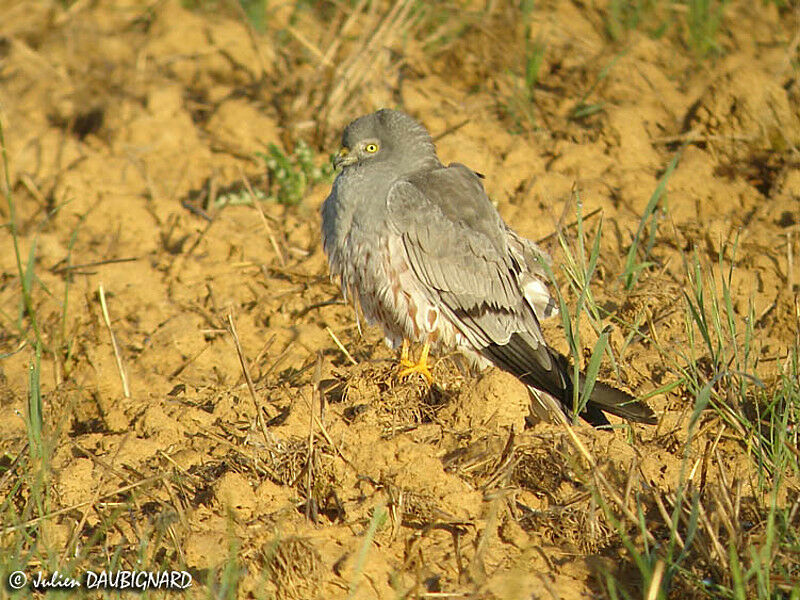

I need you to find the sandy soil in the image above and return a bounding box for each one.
[1,0,798,598]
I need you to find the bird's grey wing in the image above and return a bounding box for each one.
[386,164,566,393]
[385,164,657,426]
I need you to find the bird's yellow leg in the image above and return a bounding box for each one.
[400,338,412,368]
[398,340,433,384]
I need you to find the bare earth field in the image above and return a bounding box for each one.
[1,1,799,598]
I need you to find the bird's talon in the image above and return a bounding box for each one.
[397,362,433,385]
[397,339,433,384]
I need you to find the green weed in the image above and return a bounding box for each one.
[217,141,333,208]
[57,209,92,375]
[260,140,334,206]
[502,38,547,132]
[501,54,545,131]
[676,243,798,480]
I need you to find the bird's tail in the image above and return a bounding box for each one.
[577,377,658,426]
[481,333,657,427]
[534,355,658,426]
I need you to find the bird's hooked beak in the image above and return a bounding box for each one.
[333,146,357,170]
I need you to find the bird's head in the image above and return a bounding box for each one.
[334,109,439,174]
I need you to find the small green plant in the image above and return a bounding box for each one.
[57,209,92,375]
[180,0,221,12]
[216,141,333,208]
[524,37,547,96]
[205,535,243,600]
[259,141,334,207]
[675,243,796,477]
[26,344,43,461]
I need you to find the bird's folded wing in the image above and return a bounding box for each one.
[385,164,554,369]
[383,162,655,425]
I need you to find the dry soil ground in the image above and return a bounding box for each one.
[1,1,799,598]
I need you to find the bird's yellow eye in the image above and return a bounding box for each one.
[364,143,379,153]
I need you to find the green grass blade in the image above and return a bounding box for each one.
[0,117,41,344]
[623,149,682,290]
[348,504,387,599]
[578,327,610,416]
[27,342,43,459]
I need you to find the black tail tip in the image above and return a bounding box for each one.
[583,380,658,426]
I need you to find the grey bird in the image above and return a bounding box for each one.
[321,109,657,426]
